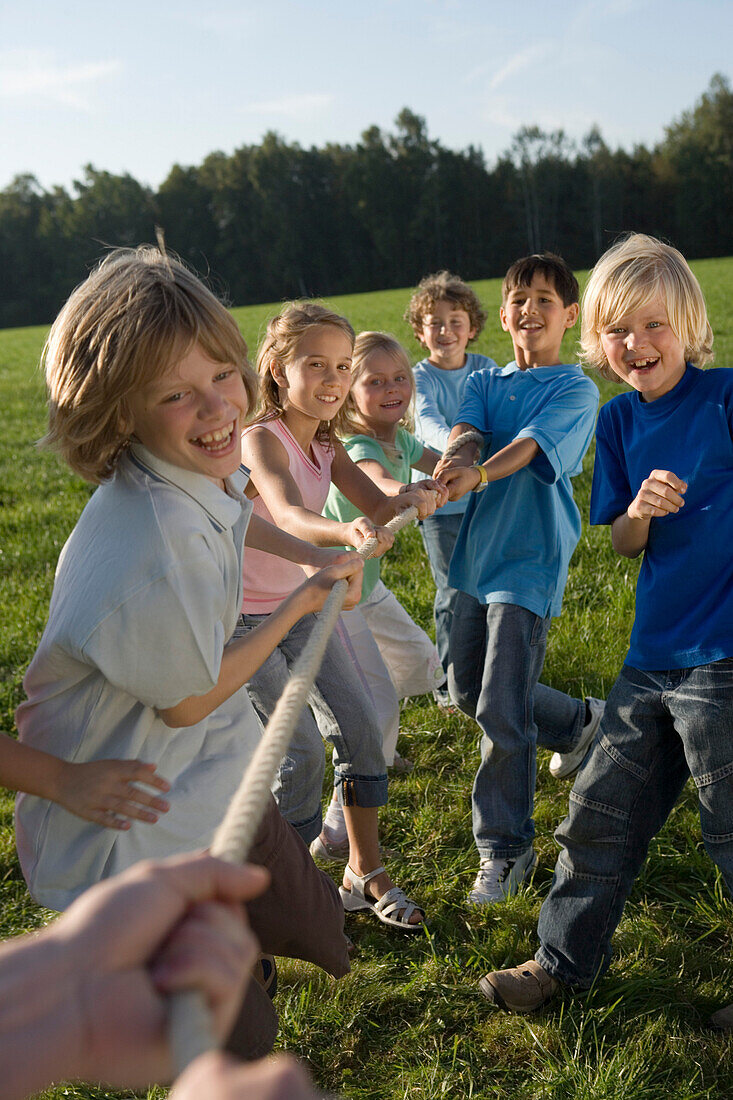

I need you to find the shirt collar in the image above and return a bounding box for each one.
[128,443,250,532]
[500,360,584,382]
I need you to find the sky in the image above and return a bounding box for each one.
[1,0,731,194]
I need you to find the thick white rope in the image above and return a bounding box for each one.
[169,503,420,1074]
[169,431,484,1074]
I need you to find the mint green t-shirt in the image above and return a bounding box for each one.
[324,428,423,601]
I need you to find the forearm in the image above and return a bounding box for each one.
[262,503,355,548]
[245,514,342,566]
[0,935,82,1099]
[159,586,319,727]
[0,733,67,803]
[611,513,651,558]
[481,436,539,482]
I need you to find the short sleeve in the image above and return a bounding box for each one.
[455,371,491,433]
[589,407,633,526]
[517,378,599,484]
[343,435,391,468]
[81,552,228,710]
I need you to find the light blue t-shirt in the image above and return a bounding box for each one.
[449,362,599,617]
[413,352,498,516]
[590,364,733,670]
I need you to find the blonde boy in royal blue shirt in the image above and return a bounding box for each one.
[436,253,599,907]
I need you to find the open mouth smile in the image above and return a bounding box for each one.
[192,421,236,453]
[627,357,659,372]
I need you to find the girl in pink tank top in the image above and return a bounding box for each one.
[238,302,443,931]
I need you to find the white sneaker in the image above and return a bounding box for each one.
[549,696,605,779]
[468,847,537,906]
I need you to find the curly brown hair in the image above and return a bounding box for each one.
[405,271,486,343]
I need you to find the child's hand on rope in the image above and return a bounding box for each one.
[302,553,364,611]
[346,516,395,558]
[439,464,484,501]
[398,479,448,513]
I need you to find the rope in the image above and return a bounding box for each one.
[169,502,420,1074]
[168,434,483,1073]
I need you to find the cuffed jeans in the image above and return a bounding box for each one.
[536,659,733,988]
[448,593,585,859]
[234,613,388,844]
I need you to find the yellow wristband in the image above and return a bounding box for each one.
[472,463,488,492]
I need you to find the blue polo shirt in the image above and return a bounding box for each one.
[590,364,733,670]
[448,362,599,617]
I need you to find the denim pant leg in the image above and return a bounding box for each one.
[536,665,689,987]
[469,602,550,859]
[305,622,388,810]
[236,615,326,842]
[448,592,584,753]
[669,657,733,893]
[419,511,464,678]
[236,613,387,843]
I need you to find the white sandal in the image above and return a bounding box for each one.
[339,865,425,932]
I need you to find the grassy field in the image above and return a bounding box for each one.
[1,257,733,1098]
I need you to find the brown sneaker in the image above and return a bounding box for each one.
[479,959,558,1013]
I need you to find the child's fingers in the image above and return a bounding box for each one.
[651,469,687,493]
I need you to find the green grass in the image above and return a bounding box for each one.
[1,258,733,1098]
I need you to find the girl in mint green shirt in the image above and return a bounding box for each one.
[323,333,446,784]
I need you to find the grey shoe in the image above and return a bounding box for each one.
[468,847,536,906]
[549,696,605,779]
[309,832,349,864]
[390,751,414,774]
[710,1003,733,1029]
[479,959,558,1012]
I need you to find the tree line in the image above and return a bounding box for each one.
[1,74,731,329]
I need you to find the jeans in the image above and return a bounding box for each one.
[536,659,733,988]
[448,593,585,859]
[419,511,465,683]
[234,613,388,844]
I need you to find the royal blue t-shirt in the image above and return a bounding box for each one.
[449,362,598,618]
[590,365,733,670]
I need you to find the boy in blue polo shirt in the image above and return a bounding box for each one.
[436,253,599,906]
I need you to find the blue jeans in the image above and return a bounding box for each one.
[448,593,585,859]
[419,511,465,683]
[536,659,733,988]
[234,613,388,844]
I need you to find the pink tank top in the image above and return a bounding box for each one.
[241,417,334,613]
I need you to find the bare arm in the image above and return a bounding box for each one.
[333,441,442,520]
[412,446,442,476]
[433,421,482,478]
[611,469,687,558]
[439,436,540,501]
[0,733,170,828]
[158,556,363,727]
[245,513,346,569]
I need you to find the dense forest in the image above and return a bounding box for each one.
[1,74,731,328]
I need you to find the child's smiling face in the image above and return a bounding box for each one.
[418,300,476,370]
[600,295,687,401]
[124,343,248,485]
[271,324,353,425]
[500,273,579,369]
[351,350,413,433]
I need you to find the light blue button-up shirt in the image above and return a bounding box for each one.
[449,362,599,618]
[16,444,262,910]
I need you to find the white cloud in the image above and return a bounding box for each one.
[0,51,122,110]
[239,93,334,117]
[488,42,554,90]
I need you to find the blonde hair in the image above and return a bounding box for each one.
[255,301,355,446]
[405,270,487,342]
[43,246,256,483]
[335,332,415,448]
[581,234,714,381]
